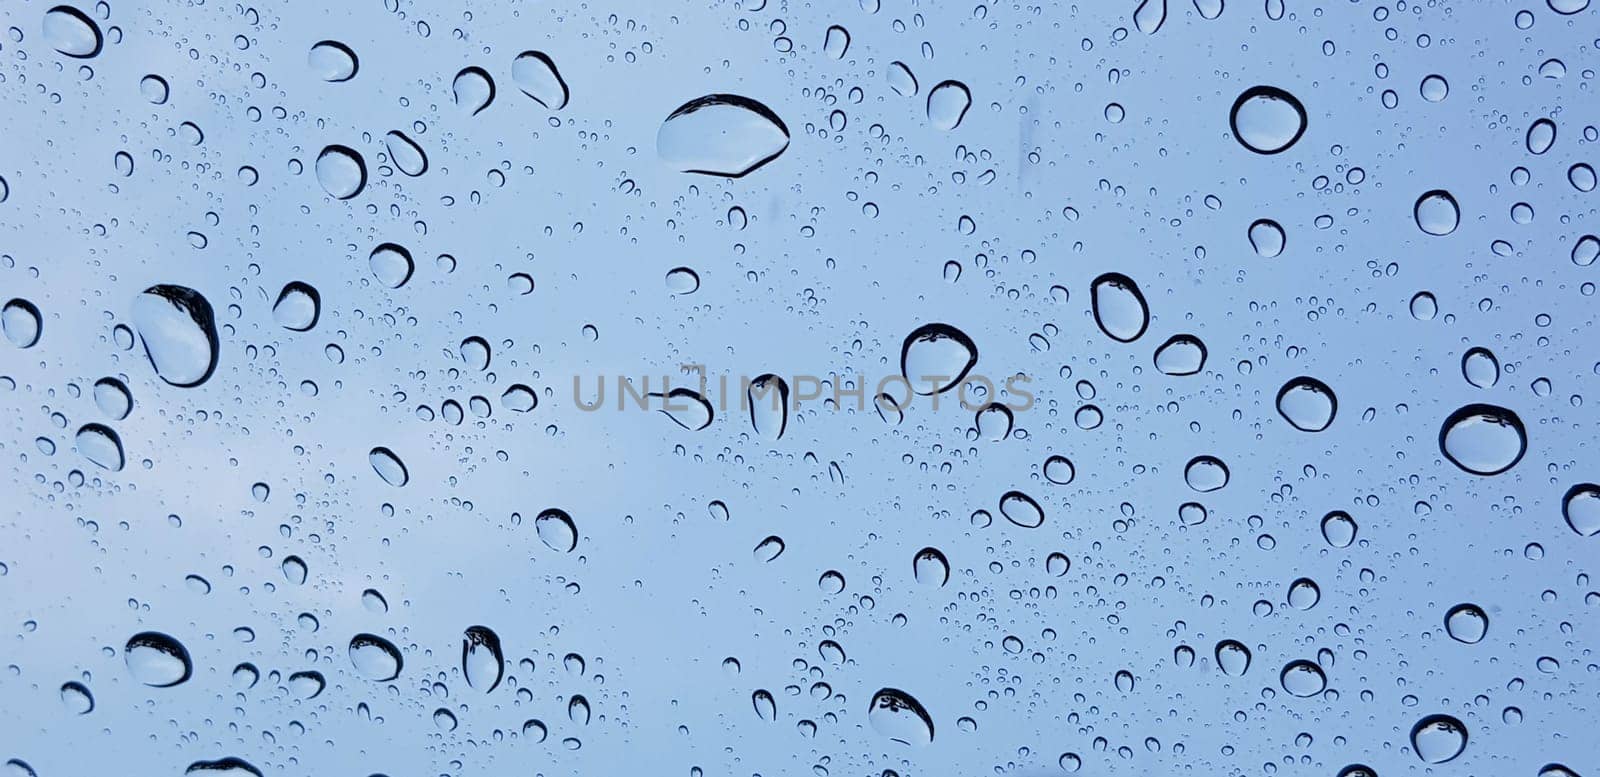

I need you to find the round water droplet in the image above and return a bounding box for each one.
[818,570,846,594]
[125,632,192,687]
[1561,484,1600,536]
[1229,86,1307,154]
[308,40,358,82]
[315,145,366,200]
[2,298,42,348]
[1043,455,1075,485]
[1276,376,1336,432]
[823,25,850,58]
[999,490,1044,528]
[975,403,1014,441]
[368,446,408,486]
[511,51,569,110]
[501,384,537,413]
[185,758,262,777]
[42,5,103,58]
[657,94,789,178]
[868,688,934,745]
[747,374,789,440]
[1410,714,1467,763]
[75,423,124,471]
[1183,455,1229,492]
[1444,603,1487,643]
[926,80,972,130]
[463,625,505,692]
[1526,118,1557,155]
[59,681,93,714]
[133,285,219,388]
[280,555,307,585]
[1414,190,1459,236]
[1287,577,1320,609]
[1420,74,1449,101]
[1321,510,1357,548]
[1215,640,1251,676]
[1461,347,1499,388]
[535,508,578,552]
[1153,334,1206,376]
[1279,660,1326,697]
[272,281,321,331]
[93,377,132,419]
[384,131,427,177]
[753,535,785,562]
[1439,404,1527,476]
[140,74,170,104]
[1570,163,1597,193]
[288,670,325,699]
[913,547,950,587]
[1409,291,1438,321]
[369,243,415,289]
[453,67,496,115]
[901,323,978,395]
[460,336,491,371]
[1090,273,1149,342]
[348,633,403,681]
[1248,219,1285,257]
[665,267,700,295]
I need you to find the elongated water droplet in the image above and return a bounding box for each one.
[308,40,358,81]
[1215,640,1251,676]
[280,555,307,584]
[384,131,427,176]
[751,689,777,720]
[369,243,415,289]
[1573,235,1599,267]
[1461,347,1499,388]
[272,281,320,331]
[462,625,504,692]
[1410,715,1467,763]
[1153,334,1206,376]
[1526,118,1556,155]
[1090,273,1149,342]
[535,508,578,552]
[1276,376,1336,432]
[349,633,403,681]
[926,80,972,130]
[59,681,94,714]
[651,387,714,430]
[185,758,262,777]
[1248,218,1285,257]
[75,423,124,471]
[901,323,978,395]
[887,61,918,96]
[125,632,192,687]
[657,94,789,178]
[753,535,785,562]
[1230,86,1307,154]
[453,66,495,115]
[1444,603,1487,643]
[1439,404,1526,476]
[1414,190,1459,236]
[913,547,950,587]
[747,374,788,440]
[999,490,1044,528]
[569,694,590,724]
[511,51,569,110]
[1134,0,1167,33]
[1562,484,1600,537]
[3,298,42,348]
[868,688,934,745]
[134,285,219,388]
[42,5,103,58]
[1279,659,1326,697]
[823,25,850,58]
[368,446,408,486]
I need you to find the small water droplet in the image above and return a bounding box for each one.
[535,508,578,552]
[93,377,132,419]
[384,130,428,177]
[1043,455,1075,484]
[462,625,505,692]
[369,446,409,486]
[999,490,1044,528]
[1526,118,1557,155]
[1215,640,1251,676]
[1248,218,1286,257]
[185,758,262,777]
[2,298,42,348]
[1461,347,1499,388]
[315,145,366,199]
[59,681,94,714]
[272,281,321,331]
[1561,483,1600,537]
[1414,190,1460,236]
[822,25,850,58]
[369,243,415,289]
[1410,714,1468,763]
[1183,455,1229,492]
[1321,511,1357,548]
[1229,86,1307,154]
[1444,603,1488,643]
[926,80,972,130]
[913,547,950,587]
[747,374,789,440]
[1279,659,1326,697]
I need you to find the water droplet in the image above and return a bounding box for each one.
[93,377,132,419]
[1569,163,1597,193]
[4,760,35,777]
[1229,86,1307,154]
[133,285,219,388]
[1134,0,1167,33]
[1276,376,1336,432]
[1444,603,1488,643]
[74,423,123,471]
[926,80,972,130]
[368,446,409,486]
[666,267,700,294]
[535,508,578,552]
[1215,640,1251,676]
[651,387,714,430]
[308,40,358,81]
[999,490,1044,528]
[1321,511,1357,548]
[752,689,777,721]
[1183,455,1229,492]
[140,74,169,104]
[2,298,42,348]
[913,547,950,587]
[1573,235,1599,267]
[1548,0,1590,11]
[1410,714,1468,763]
[42,5,103,59]
[369,243,415,289]
[975,403,1014,441]
[272,281,321,331]
[361,589,388,613]
[1248,218,1286,257]
[657,94,789,178]
[1287,578,1320,609]
[1561,484,1600,536]
[523,719,548,742]
[185,758,262,777]
[348,633,403,681]
[1420,74,1449,101]
[1043,455,1076,484]
[901,323,978,395]
[384,130,427,177]
[433,708,459,731]
[59,681,93,714]
[747,374,789,440]
[511,51,569,110]
[752,535,785,562]
[818,570,846,594]
[125,632,192,687]
[459,336,491,370]
[288,670,325,699]
[1526,118,1557,155]
[822,25,850,58]
[1279,660,1326,697]
[453,66,496,115]
[1461,347,1499,388]
[462,625,504,692]
[1414,190,1459,235]
[887,61,918,96]
[1090,273,1149,342]
[868,688,934,745]
[1409,291,1438,321]
[1439,403,1527,476]
[501,384,537,413]
[1337,766,1376,777]
[315,145,366,199]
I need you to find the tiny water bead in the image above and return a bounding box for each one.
[657,94,790,178]
[1439,404,1527,476]
[1276,377,1336,432]
[1229,86,1307,154]
[1414,190,1460,236]
[1410,715,1468,763]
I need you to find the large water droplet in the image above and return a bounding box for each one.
[288,670,325,699]
[93,377,132,419]
[1561,484,1600,536]
[42,5,103,58]
[999,490,1044,528]
[1409,291,1438,321]
[1229,86,1307,154]
[1573,235,1599,267]
[1410,715,1467,763]
[1248,218,1286,257]
[868,688,934,745]
[272,281,321,331]
[308,40,358,82]
[59,681,93,714]
[665,267,700,295]
[1321,510,1357,548]
[1414,190,1459,236]
[901,323,978,395]
[1275,376,1335,432]
[2,298,42,348]
[384,130,427,177]
[657,94,790,178]
[314,145,365,199]
[453,66,496,115]
[887,61,919,96]
[1279,660,1326,697]
[1439,404,1526,476]
[535,508,578,552]
[1444,603,1488,643]
[1287,577,1320,609]
[125,632,192,687]
[185,758,262,777]
[1043,455,1076,484]
[462,625,505,693]
[1090,273,1149,342]
[1526,117,1557,155]
[369,243,415,289]
[511,51,569,110]
[1548,0,1590,12]
[140,74,170,104]
[75,423,124,471]
[1461,347,1499,388]
[822,25,850,58]
[349,633,403,681]
[926,80,972,130]
[369,446,409,486]
[133,285,219,388]
[1184,456,1229,492]
[1134,0,1167,33]
[1215,640,1251,676]
[913,547,950,587]
[747,374,789,440]
[1152,334,1206,376]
